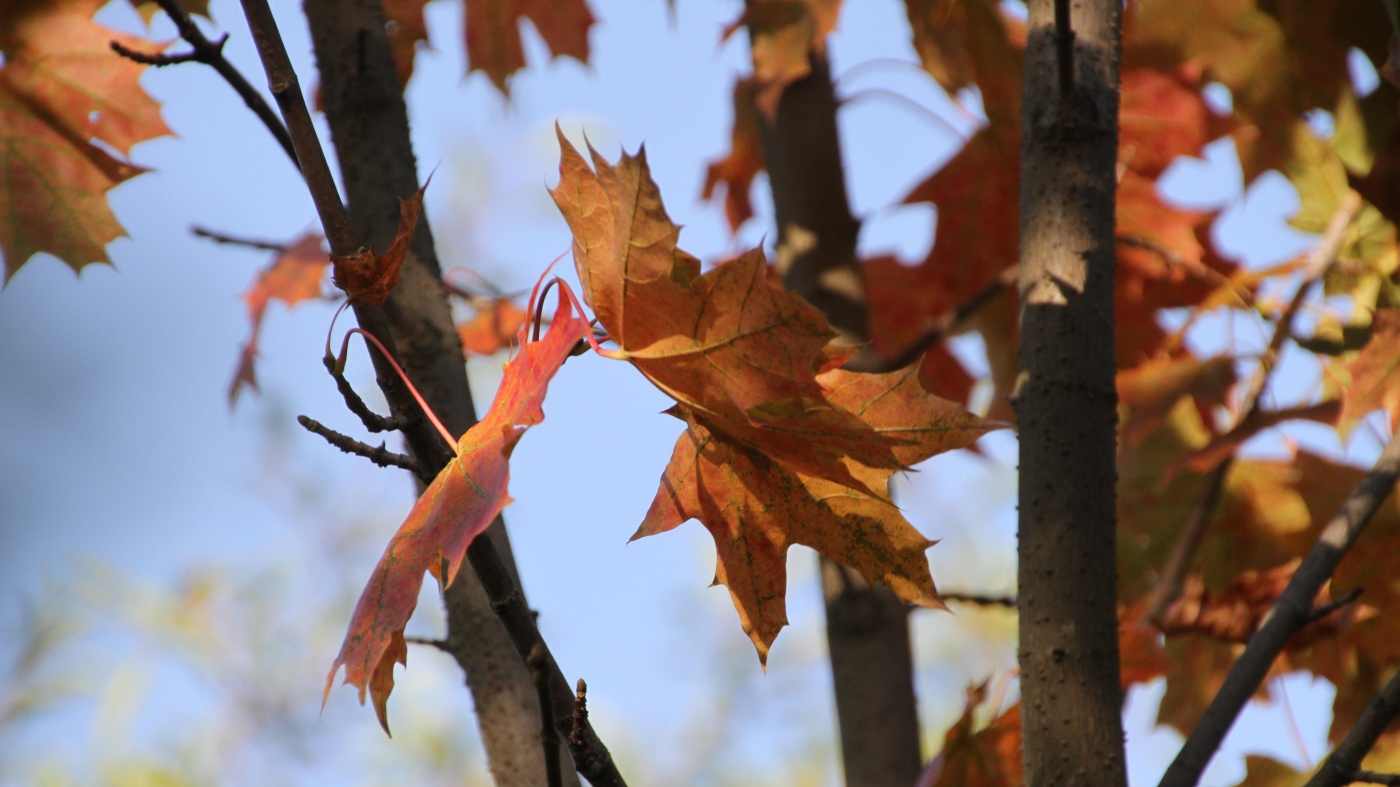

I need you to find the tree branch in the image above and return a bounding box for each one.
[1144,193,1362,622]
[940,592,1018,608]
[236,3,622,783]
[191,225,286,251]
[1160,433,1400,787]
[321,357,418,434]
[114,0,296,166]
[296,415,418,472]
[1306,666,1400,786]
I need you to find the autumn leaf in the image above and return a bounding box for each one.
[1172,400,1340,476]
[381,0,431,90]
[1242,756,1305,787]
[636,364,996,660]
[1155,562,1373,645]
[552,134,998,659]
[552,132,908,494]
[0,0,170,282]
[456,297,527,356]
[128,0,211,24]
[229,232,330,405]
[464,0,593,95]
[920,684,1022,787]
[1117,354,1236,446]
[331,185,424,305]
[729,0,842,118]
[1124,0,1389,178]
[703,78,764,233]
[324,286,591,734]
[1118,65,1237,179]
[903,0,1022,124]
[1338,308,1400,436]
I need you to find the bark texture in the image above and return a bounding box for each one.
[1015,0,1127,784]
[300,1,576,783]
[755,53,922,787]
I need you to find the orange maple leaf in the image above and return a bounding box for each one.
[1338,308,1400,436]
[919,684,1022,787]
[332,184,424,305]
[703,78,764,234]
[380,0,431,90]
[553,132,910,493]
[456,297,527,356]
[0,0,170,282]
[552,134,999,660]
[324,285,591,733]
[229,232,330,405]
[464,0,593,95]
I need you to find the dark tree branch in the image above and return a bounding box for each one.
[320,356,418,434]
[1160,433,1400,787]
[940,592,1018,608]
[297,415,419,472]
[191,225,286,252]
[1146,458,1232,622]
[111,37,221,67]
[529,645,564,787]
[114,0,296,166]
[236,3,623,783]
[463,544,623,786]
[1307,587,1363,622]
[1145,193,1361,622]
[1351,770,1400,786]
[238,0,353,253]
[404,635,449,650]
[1307,666,1400,786]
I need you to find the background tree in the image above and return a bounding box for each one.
[5,0,1400,785]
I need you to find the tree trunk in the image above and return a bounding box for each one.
[301,1,577,783]
[1015,0,1127,784]
[754,52,923,787]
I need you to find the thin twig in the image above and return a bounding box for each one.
[1158,432,1400,787]
[191,225,286,251]
[1306,666,1400,786]
[1145,458,1232,622]
[110,0,296,166]
[1351,770,1400,786]
[404,635,448,650]
[297,415,419,471]
[320,355,418,433]
[940,592,1018,608]
[1308,587,1363,623]
[847,264,1018,374]
[239,0,354,254]
[1144,193,1362,621]
[529,644,564,787]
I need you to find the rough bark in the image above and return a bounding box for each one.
[300,1,577,783]
[754,53,923,787]
[1014,0,1127,784]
